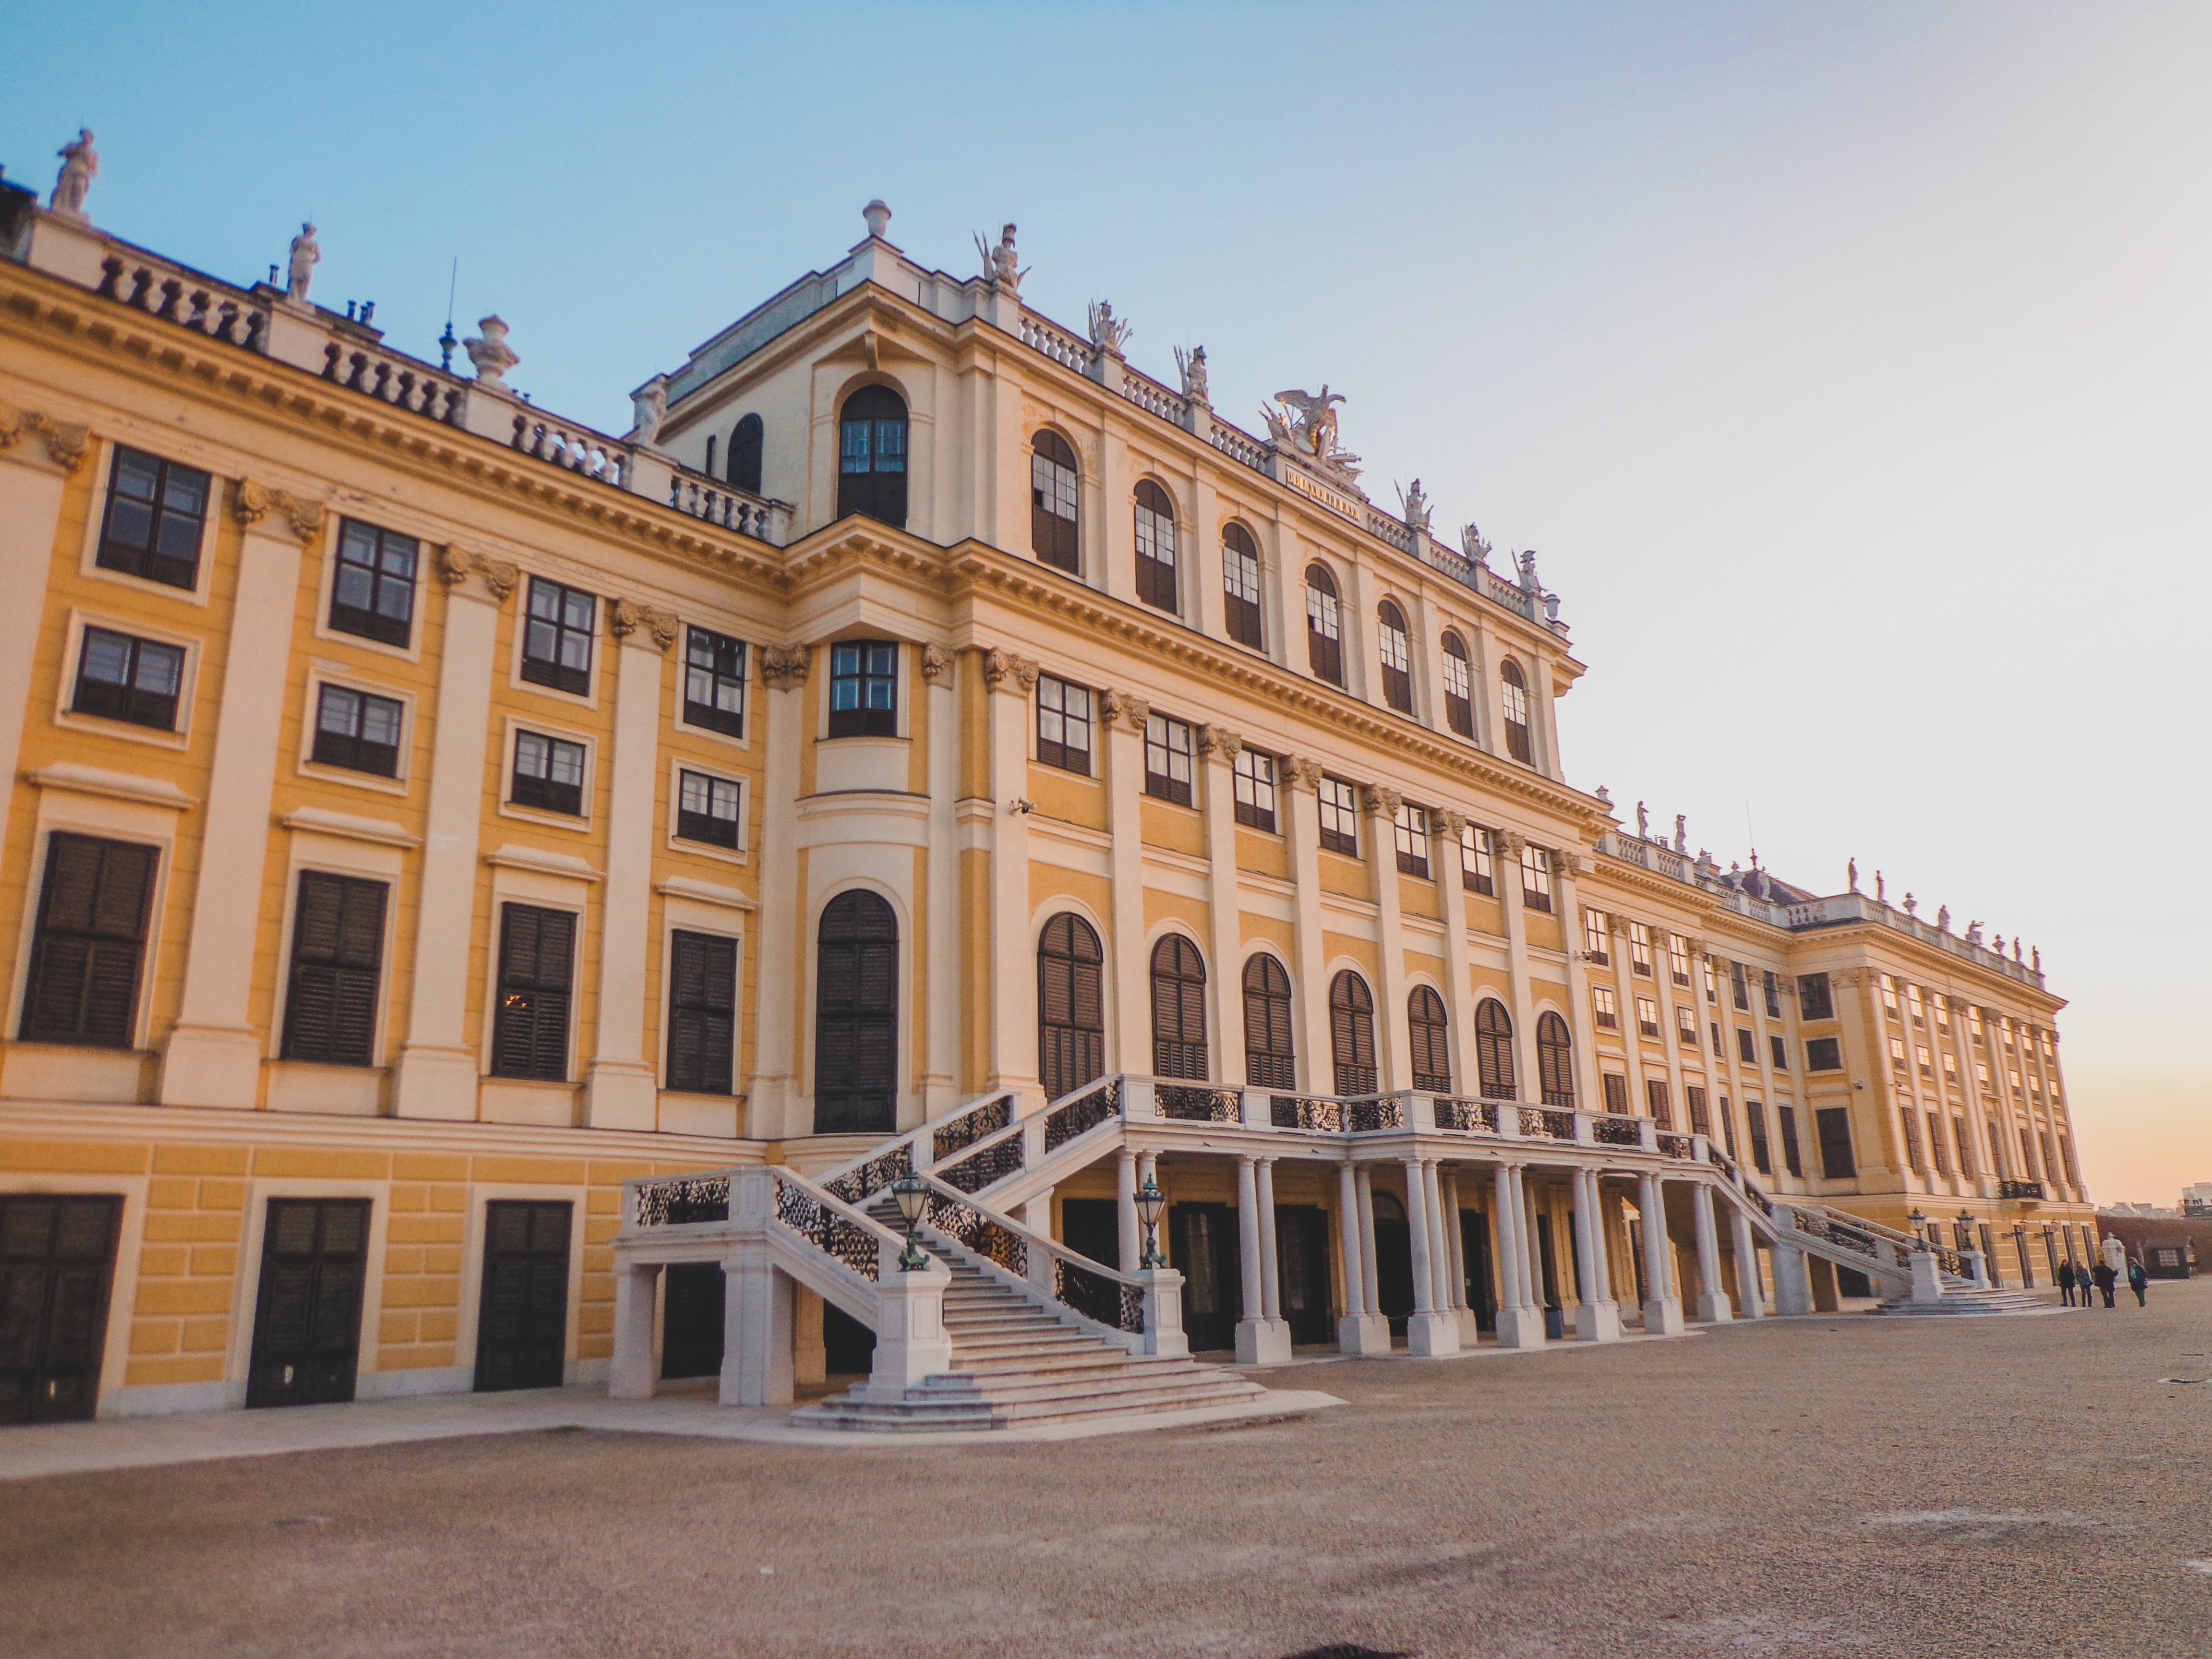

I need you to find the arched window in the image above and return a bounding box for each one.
[1134,481,1178,613]
[1408,986,1451,1094]
[1150,934,1208,1079]
[729,413,764,494]
[1037,913,1105,1100]
[1030,430,1079,574]
[1222,523,1264,650]
[1537,1011,1575,1106]
[1499,658,1532,763]
[1306,564,1343,684]
[1377,600,1413,713]
[1242,954,1296,1089]
[814,891,899,1133]
[1329,970,1377,1096]
[1475,997,1516,1100]
[1441,631,1474,738]
[837,387,907,528]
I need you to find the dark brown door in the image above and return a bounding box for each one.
[1169,1202,1242,1352]
[473,1201,571,1392]
[0,1194,121,1424]
[1274,1205,1332,1346]
[661,1262,725,1380]
[247,1198,369,1408]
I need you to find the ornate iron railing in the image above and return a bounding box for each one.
[1788,1209,1879,1260]
[1432,1097,1498,1132]
[1592,1115,1643,1147]
[770,1174,881,1280]
[1999,1178,2046,1201]
[919,1191,1028,1277]
[933,1094,1014,1162]
[1044,1080,1120,1151]
[632,1175,732,1226]
[1657,1133,1695,1161]
[1520,1107,1576,1141]
[1054,1257,1145,1334]
[1156,1085,1240,1123]
[821,1142,912,1207]
[1346,1097,1405,1133]
[1271,1095,1344,1131]
[937,1135,1025,1194]
[915,1179,1144,1336]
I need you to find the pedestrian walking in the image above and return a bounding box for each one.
[2092,1261,2118,1308]
[2056,1260,2076,1307]
[2128,1259,2149,1307]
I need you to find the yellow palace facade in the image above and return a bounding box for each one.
[0,164,2092,1424]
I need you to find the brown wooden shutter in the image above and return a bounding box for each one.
[667,930,737,1094]
[492,904,574,1081]
[1241,954,1295,1089]
[281,872,386,1067]
[1329,971,1377,1095]
[20,834,156,1047]
[1537,1011,1575,1106]
[1149,934,1208,1080]
[1474,997,1515,1099]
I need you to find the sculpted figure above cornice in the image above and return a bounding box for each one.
[609,598,681,653]
[0,404,91,472]
[435,544,518,603]
[232,478,326,542]
[759,645,811,688]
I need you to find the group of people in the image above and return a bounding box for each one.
[2057,1254,2149,1308]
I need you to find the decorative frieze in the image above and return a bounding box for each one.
[1361,784,1403,818]
[1101,689,1149,728]
[1283,755,1323,792]
[0,404,91,472]
[1197,724,1242,760]
[1436,808,1468,838]
[759,645,812,688]
[609,597,681,652]
[1492,828,1527,856]
[919,643,953,682]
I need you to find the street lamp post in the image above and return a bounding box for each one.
[1136,1178,1166,1269]
[890,1173,930,1272]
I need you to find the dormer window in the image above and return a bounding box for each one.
[1031,430,1079,574]
[1305,564,1343,685]
[1377,600,1413,713]
[1133,480,1178,613]
[1499,658,1532,762]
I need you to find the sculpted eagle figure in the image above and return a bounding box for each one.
[1271,385,1345,456]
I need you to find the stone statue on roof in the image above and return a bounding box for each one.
[1847,857,1859,893]
[1174,345,1209,404]
[1398,479,1432,538]
[286,223,321,307]
[976,223,1024,295]
[1936,904,1950,932]
[630,374,668,447]
[1460,523,1493,565]
[1263,386,1361,481]
[1673,814,1687,854]
[50,129,97,219]
[1087,299,1132,355]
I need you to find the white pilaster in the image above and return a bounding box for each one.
[1201,728,1246,1084]
[1117,1149,1140,1274]
[985,651,1040,1101]
[741,646,808,1134]
[922,646,961,1113]
[1104,692,1151,1075]
[1365,787,1414,1092]
[1729,1201,1765,1318]
[1283,757,1330,1089]
[608,1262,661,1399]
[0,409,86,805]
[1491,831,1543,1103]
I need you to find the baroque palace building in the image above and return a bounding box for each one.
[0,157,2094,1427]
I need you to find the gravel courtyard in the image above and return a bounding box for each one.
[6,1284,2209,1659]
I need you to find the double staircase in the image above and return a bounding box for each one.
[1871,1285,2053,1316]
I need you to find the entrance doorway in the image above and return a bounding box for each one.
[823,1302,876,1375]
[0,1193,121,1424]
[661,1262,725,1380]
[1459,1210,1496,1331]
[1370,1190,1414,1334]
[1170,1202,1242,1351]
[1274,1204,1332,1345]
[1059,1197,1121,1271]
[473,1201,572,1392]
[247,1198,370,1408]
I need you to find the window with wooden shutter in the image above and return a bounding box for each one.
[1746,1100,1772,1174]
[491,904,575,1081]
[1646,1077,1672,1127]
[1816,1106,1857,1179]
[1777,1105,1804,1176]
[1241,954,1295,1089]
[280,872,386,1067]
[18,834,157,1048]
[1407,985,1450,1094]
[1329,971,1377,1096]
[1686,1084,1710,1135]
[1474,997,1515,1100]
[1031,429,1080,573]
[1037,913,1105,1101]
[1222,522,1264,649]
[1797,972,1834,1021]
[1133,480,1178,613]
[814,890,899,1132]
[666,930,737,1094]
[1305,564,1343,684]
[1377,600,1413,713]
[1499,657,1532,762]
[1601,1072,1630,1114]
[1441,631,1474,737]
[1150,934,1209,1080]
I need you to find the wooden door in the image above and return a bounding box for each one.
[0,1194,121,1424]
[1059,1197,1121,1272]
[1459,1210,1496,1332]
[661,1262,725,1380]
[247,1198,370,1408]
[473,1201,571,1392]
[1274,1205,1332,1345]
[1169,1203,1242,1352]
[1370,1190,1414,1333]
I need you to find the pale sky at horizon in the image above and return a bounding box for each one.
[9,2,2207,1204]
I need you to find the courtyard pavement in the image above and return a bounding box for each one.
[4,1283,2208,1659]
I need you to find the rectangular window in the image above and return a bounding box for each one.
[1710,1020,1723,1057]
[665,930,737,1094]
[1954,1114,1974,1176]
[1686,1085,1711,1136]
[1442,647,1473,737]
[1777,1105,1804,1177]
[676,769,742,848]
[828,640,898,737]
[1935,996,1952,1034]
[1769,1034,1789,1070]
[1880,974,1899,1016]
[1942,1051,1959,1082]
[1746,1101,1772,1175]
[1143,713,1194,806]
[17,833,156,1047]
[1518,844,1552,912]
[1582,908,1608,963]
[1815,1106,1856,1179]
[280,871,386,1066]
[1731,960,1749,1010]
[1394,804,1431,878]
[1763,971,1781,1020]
[521,577,596,696]
[311,684,404,777]
[682,626,746,737]
[1500,671,1532,763]
[1035,675,1092,775]
[1969,1006,1984,1040]
[1317,777,1359,856]
[1592,986,1619,1029]
[1668,934,1691,986]
[1797,973,1834,1022]
[1805,1036,1842,1071]
[1628,921,1652,976]
[1646,1078,1672,1128]
[1461,822,1493,894]
[1703,958,1718,1003]
[1928,1111,1951,1177]
[511,730,586,817]
[1907,985,1925,1025]
[491,903,575,1081]
[1636,996,1659,1039]
[1232,748,1276,832]
[1890,1035,1908,1066]
[98,445,210,589]
[72,626,184,730]
[1676,1004,1697,1046]
[329,518,419,646]
[1601,1072,1629,1114]
[1737,1027,1757,1064]
[1223,538,1264,649]
[1915,1044,1933,1075]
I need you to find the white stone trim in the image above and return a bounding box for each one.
[75,437,221,608]
[51,605,205,749]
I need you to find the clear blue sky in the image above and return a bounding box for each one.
[9,3,2209,1201]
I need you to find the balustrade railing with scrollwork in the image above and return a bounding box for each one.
[821,1143,912,1207]
[1786,1208,1880,1261]
[933,1094,1013,1162]
[1657,1133,1695,1161]
[666,468,783,542]
[1520,1107,1576,1141]
[913,1175,1146,1336]
[769,1172,884,1281]
[1346,1096,1406,1133]
[918,1189,1028,1277]
[937,1134,1025,1195]
[1044,1079,1120,1151]
[1055,1257,1145,1333]
[1271,1094,1343,1131]
[1432,1097,1499,1133]
[513,410,631,488]
[1592,1114,1643,1147]
[631,1174,733,1226]
[1156,1084,1240,1123]
[1998,1178,2046,1201]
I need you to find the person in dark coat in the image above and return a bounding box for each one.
[2056,1260,2077,1306]
[2091,1261,2118,1308]
[2128,1259,2149,1306]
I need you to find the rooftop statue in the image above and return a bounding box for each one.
[1903,892,1918,916]
[285,223,320,307]
[1087,299,1132,355]
[975,223,1024,295]
[463,315,519,387]
[2032,946,2042,971]
[50,129,97,220]
[1398,478,1432,538]
[1966,920,1983,944]
[1848,857,1860,893]
[630,373,669,447]
[1935,904,1950,932]
[1460,523,1493,565]
[1174,344,1209,404]
[1635,800,1649,839]
[1673,814,1687,855]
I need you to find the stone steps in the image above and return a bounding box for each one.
[1874,1288,2055,1316]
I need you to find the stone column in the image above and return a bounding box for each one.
[1404,1158,1458,1355]
[921,645,962,1113]
[1363,787,1414,1093]
[1423,1161,1454,1315]
[985,650,1042,1103]
[159,485,324,1107]
[1118,1149,1140,1274]
[0,406,88,800]
[1730,1202,1765,1318]
[740,644,809,1134]
[1769,1242,1813,1315]
[1516,1169,1547,1322]
[1103,691,1153,1075]
[1257,1157,1286,1330]
[1493,1163,1545,1348]
[1691,1180,1732,1322]
[1354,1166,1386,1326]
[1201,726,1247,1081]
[1336,1162,1385,1353]
[1491,830,1543,1102]
[1282,756,1331,1086]
[582,601,680,1130]
[1639,1172,1685,1334]
[1590,1175,1616,1304]
[1442,1170,1478,1341]
[608,1261,661,1399]
[1235,1156,1287,1362]
[1572,1168,1622,1341]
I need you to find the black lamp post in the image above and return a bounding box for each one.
[1908,1207,1928,1248]
[1956,1209,1974,1251]
[890,1173,929,1271]
[1136,1178,1166,1269]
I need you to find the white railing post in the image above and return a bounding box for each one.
[1638,1119,1659,1153]
[858,1258,953,1401]
[1137,1269,1188,1358]
[1573,1111,1595,1145]
[1240,1087,1269,1128]
[608,1262,661,1399]
[1125,1076,1156,1120]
